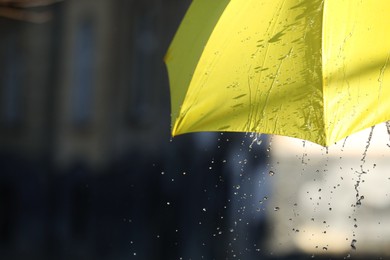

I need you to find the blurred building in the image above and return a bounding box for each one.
[0,0,180,170]
[0,1,193,259]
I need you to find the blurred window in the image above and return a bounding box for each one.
[70,18,96,127]
[128,10,158,126]
[1,34,23,127]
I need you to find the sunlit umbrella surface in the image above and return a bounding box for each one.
[165,0,390,146]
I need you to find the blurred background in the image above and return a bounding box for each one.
[1,0,390,259]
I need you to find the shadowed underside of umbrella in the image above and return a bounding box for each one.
[165,0,390,146]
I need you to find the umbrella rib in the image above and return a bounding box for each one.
[258,49,290,128]
[321,0,327,145]
[377,51,390,100]
[245,68,253,132]
[249,0,288,133]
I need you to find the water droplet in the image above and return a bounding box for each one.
[202,208,206,212]
[350,239,357,250]
[269,171,275,176]
[274,207,280,211]
[322,247,328,251]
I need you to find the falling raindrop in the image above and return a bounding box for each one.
[249,133,263,148]
[386,121,390,147]
[350,239,357,250]
[360,126,374,167]
[341,136,349,150]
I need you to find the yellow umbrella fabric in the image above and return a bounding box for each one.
[165,0,390,146]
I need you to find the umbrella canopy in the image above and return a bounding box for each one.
[165,0,390,146]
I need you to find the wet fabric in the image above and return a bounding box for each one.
[165,0,390,146]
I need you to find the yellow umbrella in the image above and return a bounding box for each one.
[164,0,390,146]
